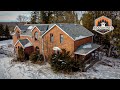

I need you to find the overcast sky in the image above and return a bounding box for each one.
[0,11,83,22]
[0,11,32,22]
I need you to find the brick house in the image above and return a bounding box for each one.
[12,23,100,60]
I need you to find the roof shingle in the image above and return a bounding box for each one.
[19,39,32,48]
[17,23,94,40]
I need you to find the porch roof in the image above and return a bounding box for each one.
[74,43,101,56]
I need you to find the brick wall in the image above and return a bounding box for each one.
[43,25,74,57]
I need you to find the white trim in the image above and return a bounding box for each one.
[14,25,21,31]
[41,24,56,37]
[14,38,33,49]
[31,26,41,33]
[13,25,21,35]
[41,24,74,41]
[20,35,32,37]
[26,38,33,46]
[74,35,93,41]
[14,40,19,47]
[14,40,24,48]
[74,45,101,56]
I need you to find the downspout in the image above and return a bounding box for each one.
[42,37,46,62]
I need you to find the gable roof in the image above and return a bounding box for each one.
[14,39,33,48]
[26,24,54,35]
[15,23,94,40]
[16,25,35,36]
[42,24,94,40]
[56,24,94,40]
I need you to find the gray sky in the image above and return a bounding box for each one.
[0,11,83,22]
[0,11,32,22]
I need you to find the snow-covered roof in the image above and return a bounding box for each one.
[56,23,94,40]
[27,26,34,30]
[18,39,33,48]
[24,42,32,48]
[17,23,94,40]
[75,35,88,40]
[74,43,101,55]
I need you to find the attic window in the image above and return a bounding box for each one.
[34,32,39,40]
[16,31,20,39]
[50,33,54,43]
[60,34,64,43]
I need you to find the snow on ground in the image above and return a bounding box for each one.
[0,39,120,79]
[0,39,13,47]
[0,39,14,57]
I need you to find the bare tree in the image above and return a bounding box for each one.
[16,15,29,23]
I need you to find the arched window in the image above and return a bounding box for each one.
[50,33,54,43]
[16,31,20,39]
[35,46,40,53]
[60,34,64,43]
[34,32,39,40]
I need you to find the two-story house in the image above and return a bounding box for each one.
[12,23,100,60]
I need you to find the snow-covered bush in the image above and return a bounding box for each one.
[50,49,85,73]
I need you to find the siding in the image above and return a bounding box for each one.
[74,36,93,51]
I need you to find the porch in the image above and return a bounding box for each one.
[74,43,101,61]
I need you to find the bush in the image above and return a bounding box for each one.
[17,47,25,62]
[50,49,85,73]
[29,52,38,63]
[37,54,44,61]
[29,51,44,63]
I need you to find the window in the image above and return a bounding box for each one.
[35,46,40,53]
[50,33,54,43]
[16,31,20,39]
[60,34,64,43]
[34,32,39,40]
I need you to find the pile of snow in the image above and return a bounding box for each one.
[24,42,32,48]
[0,39,14,57]
[27,26,34,30]
[83,44,92,48]
[75,35,87,40]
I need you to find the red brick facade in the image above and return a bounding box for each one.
[13,25,93,58]
[43,26,75,57]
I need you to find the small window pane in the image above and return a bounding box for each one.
[35,32,38,40]
[60,34,63,43]
[50,33,54,42]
